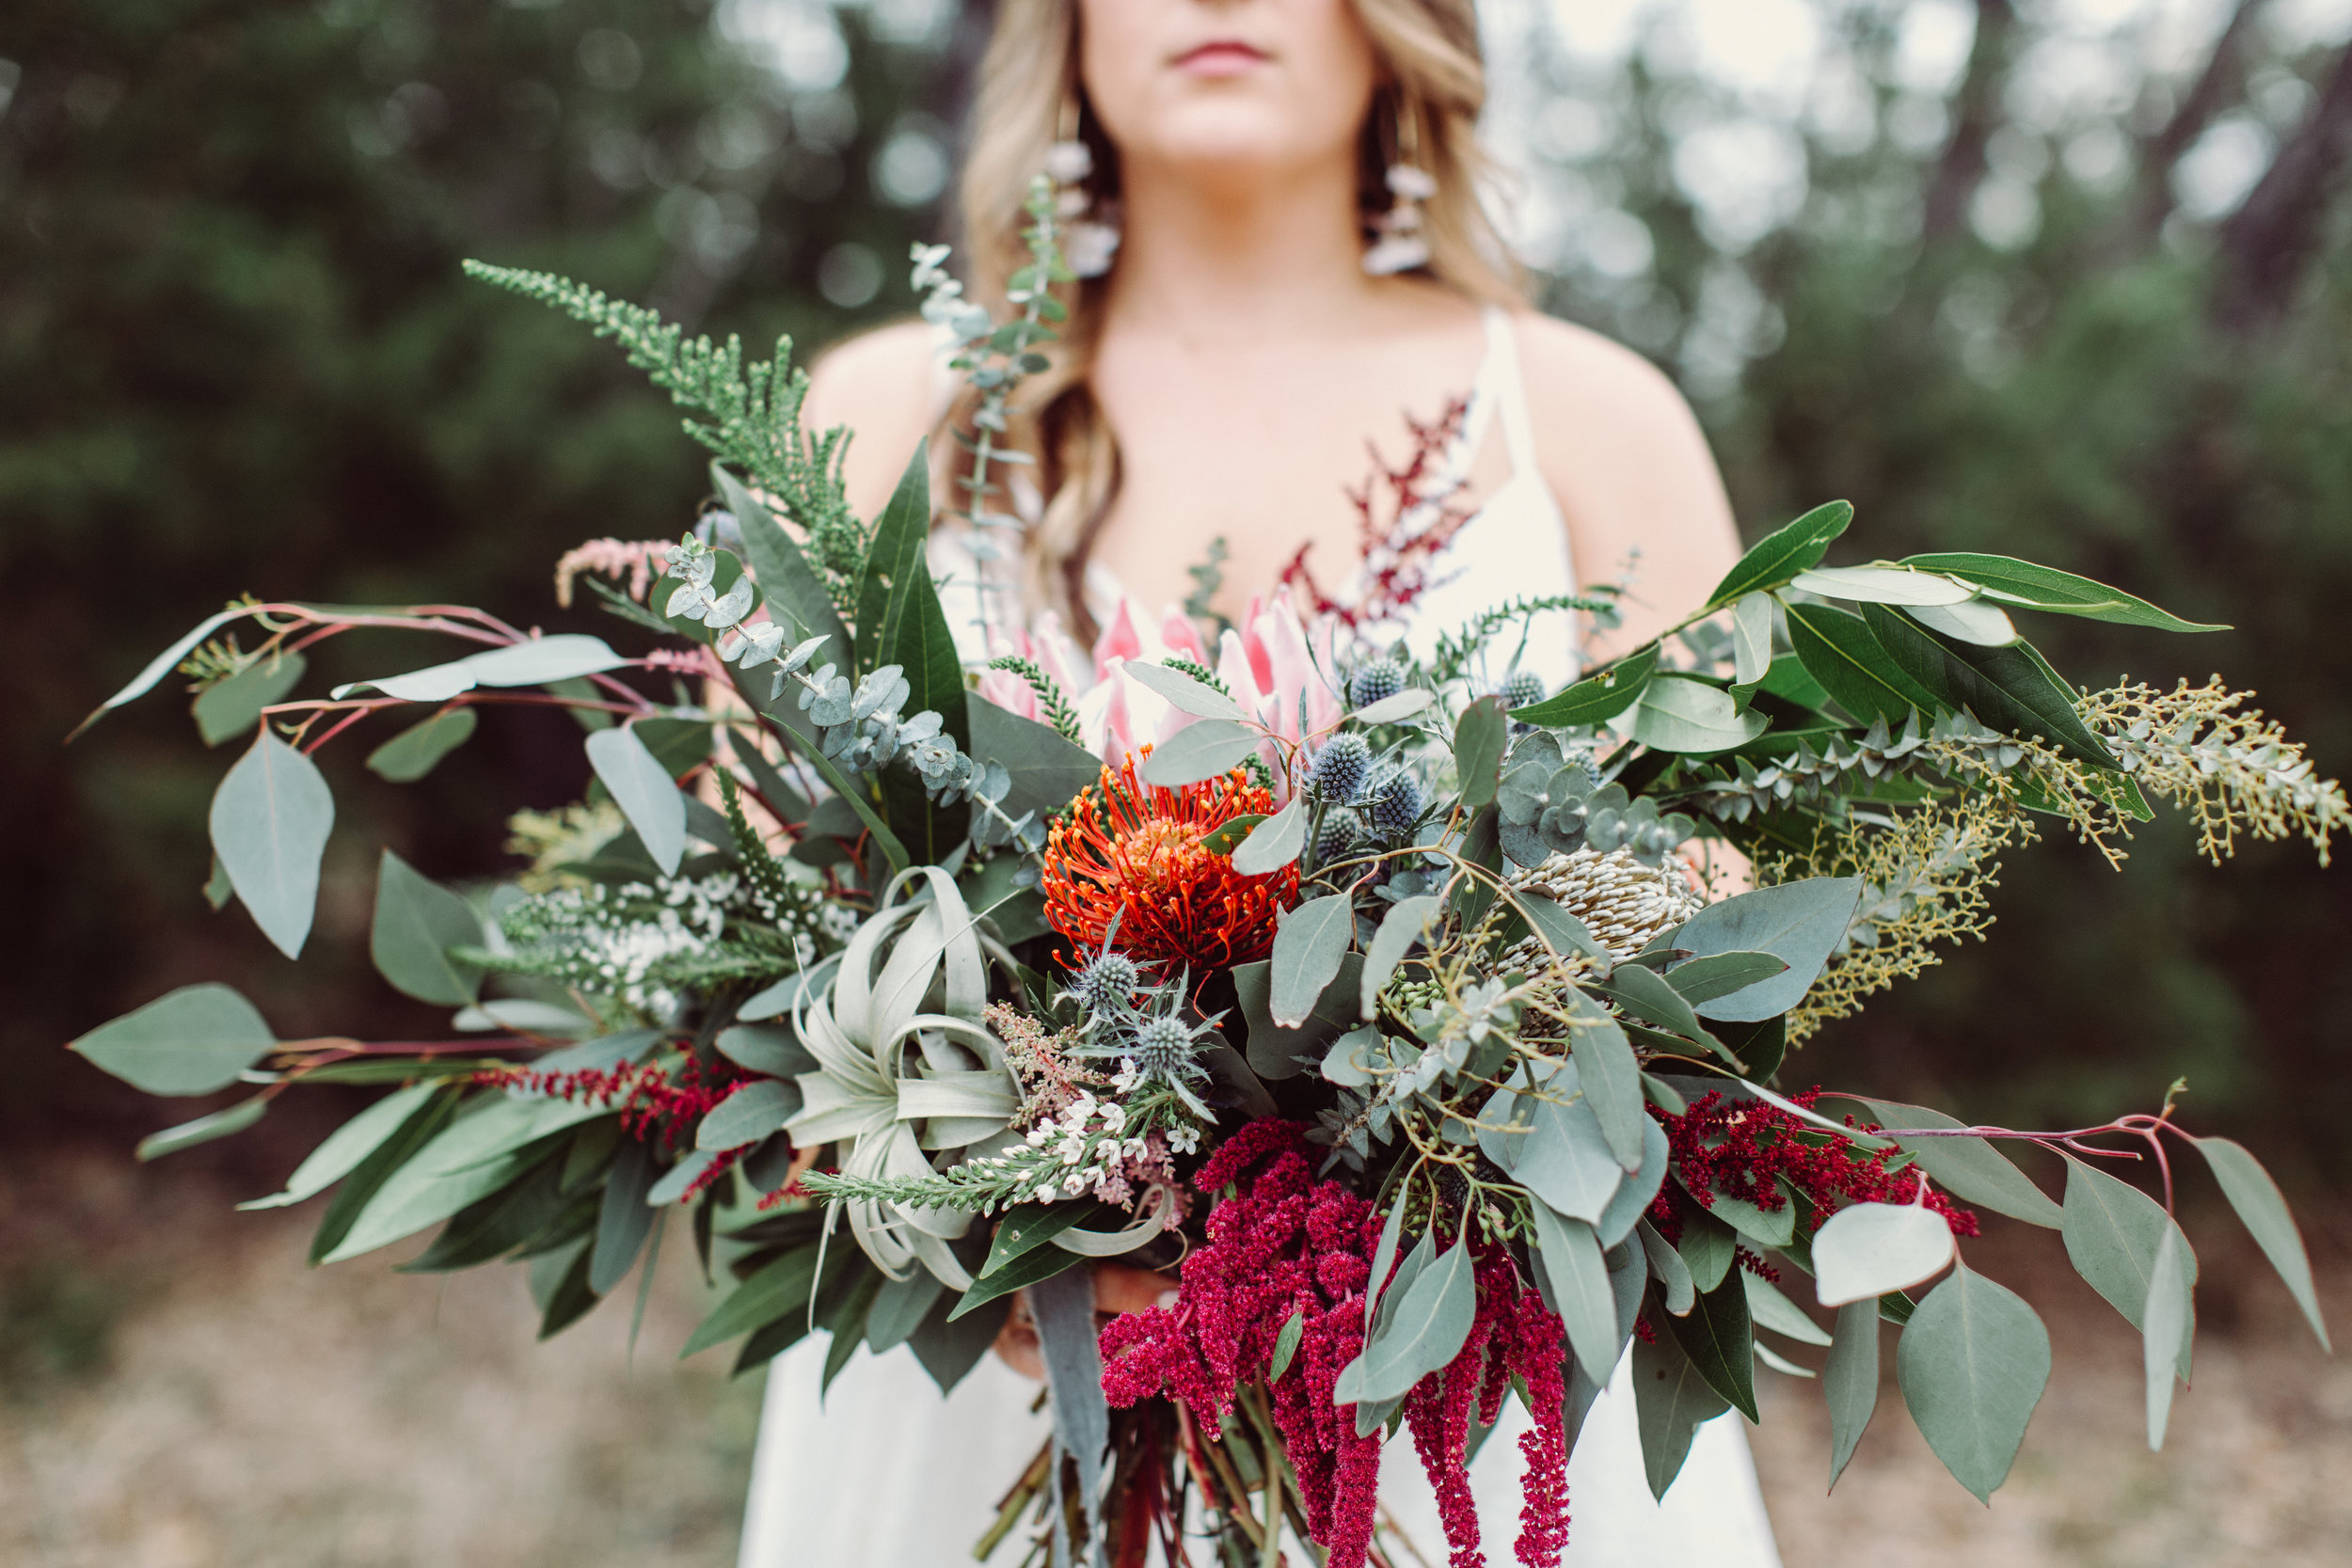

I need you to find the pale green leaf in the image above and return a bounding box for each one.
[211,730,335,958]
[72,983,273,1097]
[586,724,686,875]
[370,850,485,1006]
[1269,895,1353,1029]
[1896,1263,2050,1502]
[1825,1298,1880,1487]
[365,708,479,783]
[2194,1136,2328,1351]
[1812,1201,1957,1307]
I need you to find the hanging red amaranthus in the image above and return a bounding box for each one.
[476,1054,742,1154]
[1647,1089,1981,1253]
[1040,753,1296,971]
[1098,1123,1572,1568]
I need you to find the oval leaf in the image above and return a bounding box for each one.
[1731,593,1773,686]
[1354,688,1434,725]
[1673,877,1864,1022]
[1346,1233,1476,1402]
[1813,1201,1957,1307]
[1896,1264,2051,1502]
[365,707,479,784]
[1120,660,1247,721]
[193,652,308,747]
[337,633,629,703]
[1853,1098,2062,1227]
[72,983,274,1097]
[1531,1205,1622,1377]
[1231,797,1307,875]
[1452,695,1509,809]
[2195,1136,2328,1351]
[370,849,486,1006]
[1138,719,1263,787]
[1269,895,1353,1028]
[586,724,686,876]
[1906,598,2017,646]
[211,731,335,959]
[697,1079,800,1150]
[1359,895,1439,1019]
[1614,673,1769,753]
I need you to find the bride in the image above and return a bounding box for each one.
[739,1,1780,1562]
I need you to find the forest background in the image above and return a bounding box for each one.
[3,1,2349,1564]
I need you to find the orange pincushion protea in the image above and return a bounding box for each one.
[1041,753,1298,971]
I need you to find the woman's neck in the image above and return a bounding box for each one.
[1103,151,1383,342]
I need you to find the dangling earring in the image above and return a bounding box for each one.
[1362,99,1435,277]
[1045,98,1121,279]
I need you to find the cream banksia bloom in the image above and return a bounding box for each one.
[1504,845,1708,965]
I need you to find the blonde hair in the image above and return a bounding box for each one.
[952,0,1522,637]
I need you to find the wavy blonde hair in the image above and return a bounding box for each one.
[952,0,1522,637]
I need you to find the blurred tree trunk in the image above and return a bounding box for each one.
[2131,0,2267,244]
[1922,0,2018,241]
[2215,43,2352,333]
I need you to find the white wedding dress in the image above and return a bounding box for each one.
[737,309,1782,1567]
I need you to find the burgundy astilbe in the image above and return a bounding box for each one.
[1649,1089,1981,1244]
[476,1053,741,1153]
[1279,396,1476,632]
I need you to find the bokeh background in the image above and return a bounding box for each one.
[4,1,2348,1563]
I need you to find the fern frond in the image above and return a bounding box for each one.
[987,655,1084,744]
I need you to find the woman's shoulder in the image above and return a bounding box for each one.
[1505,309,1697,438]
[804,319,946,517]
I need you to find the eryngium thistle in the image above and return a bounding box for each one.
[1502,670,1547,710]
[1128,1014,1199,1081]
[1363,764,1425,840]
[1347,658,1406,709]
[1313,809,1363,864]
[1503,847,1705,964]
[1071,949,1144,1013]
[1310,733,1374,802]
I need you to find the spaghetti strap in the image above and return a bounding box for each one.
[1479,305,1541,477]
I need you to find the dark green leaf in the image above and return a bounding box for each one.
[948,1235,1085,1319]
[1707,500,1853,608]
[1666,1271,1759,1420]
[365,707,479,783]
[683,1243,824,1356]
[981,1202,1113,1278]
[193,652,306,747]
[1676,1204,1737,1293]
[1637,1218,1695,1315]
[1633,1322,1731,1500]
[1782,599,1939,724]
[1510,643,1658,728]
[1900,552,2226,632]
[535,1239,602,1340]
[866,1268,946,1355]
[1268,1310,1308,1384]
[369,849,485,1006]
[696,1079,798,1150]
[1665,950,1788,1006]
[592,1138,657,1293]
[1896,1263,2051,1502]
[211,729,335,958]
[968,694,1102,820]
[2194,1136,2329,1351]
[308,1086,462,1264]
[72,983,274,1097]
[716,463,853,654]
[399,1154,569,1273]
[1594,963,1731,1064]
[1859,606,2117,768]
[1234,954,1364,1079]
[910,1275,1011,1393]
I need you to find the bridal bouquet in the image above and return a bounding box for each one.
[72,196,2344,1568]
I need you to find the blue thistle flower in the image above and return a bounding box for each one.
[1309,733,1373,802]
[1347,658,1406,709]
[1502,670,1547,710]
[1363,765,1426,841]
[1313,809,1362,864]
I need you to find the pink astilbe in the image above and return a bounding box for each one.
[553,538,674,608]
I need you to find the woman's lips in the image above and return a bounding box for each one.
[1174,40,1269,77]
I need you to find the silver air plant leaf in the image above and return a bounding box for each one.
[782,868,1023,1290]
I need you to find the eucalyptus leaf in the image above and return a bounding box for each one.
[1567,1001,1646,1171]
[1339,1232,1476,1403]
[1896,1264,2051,1502]
[1633,1323,1731,1501]
[1825,1298,1881,1487]
[1812,1201,1956,1307]
[211,730,335,959]
[1677,1204,1737,1293]
[1269,895,1354,1029]
[1851,1098,2062,1227]
[1791,564,1974,606]
[591,1138,656,1294]
[1138,719,1263,787]
[1746,1272,1835,1346]
[2061,1157,2198,1380]
[696,1080,799,1150]
[2143,1224,2192,1450]
[1615,673,1769,753]
[2194,1136,2328,1350]
[326,1094,608,1262]
[1121,660,1248,721]
[239,1081,440,1210]
[336,634,629,703]
[136,1094,270,1161]
[1665,950,1788,1006]
[715,1024,817,1079]
[1636,1218,1695,1315]
[1359,895,1439,1020]
[1595,1114,1672,1249]
[1672,877,1864,1022]
[1231,797,1307,875]
[370,850,485,1006]
[1268,1309,1308,1384]
[586,724,686,876]
[1452,695,1509,808]
[1353,688,1434,724]
[72,983,275,1097]
[1906,599,2018,646]
[1484,1064,1622,1224]
[194,651,307,747]
[365,707,479,783]
[81,605,264,733]
[1530,1204,1622,1377]
[866,1268,946,1355]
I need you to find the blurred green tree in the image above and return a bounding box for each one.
[1518,0,2352,1178]
[0,0,961,1137]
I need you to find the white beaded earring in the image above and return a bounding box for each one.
[1362,101,1436,277]
[1045,99,1121,279]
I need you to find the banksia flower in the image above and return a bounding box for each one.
[1041,753,1298,971]
[1505,846,1705,963]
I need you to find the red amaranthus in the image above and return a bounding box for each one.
[1040,753,1296,971]
[1099,1124,1573,1568]
[1648,1089,1981,1252]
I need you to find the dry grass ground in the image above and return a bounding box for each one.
[3,1144,2346,1567]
